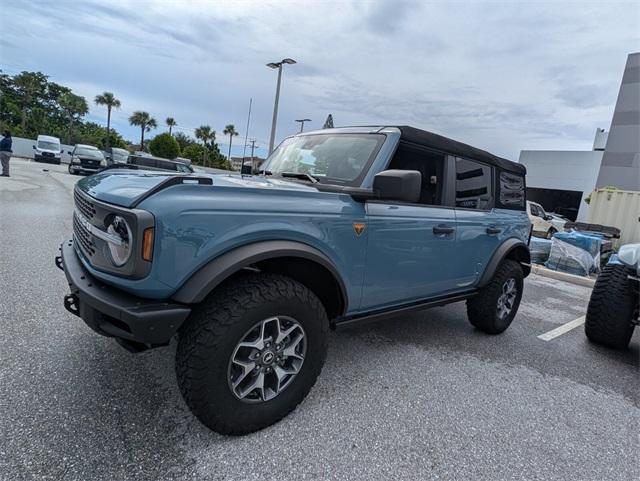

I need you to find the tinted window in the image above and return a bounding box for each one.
[455,158,492,209]
[132,157,157,168]
[387,142,445,205]
[157,160,178,171]
[497,171,525,209]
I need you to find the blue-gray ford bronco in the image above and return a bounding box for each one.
[57,126,531,435]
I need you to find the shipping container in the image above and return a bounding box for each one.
[587,189,640,245]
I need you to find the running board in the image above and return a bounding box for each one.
[333,290,477,330]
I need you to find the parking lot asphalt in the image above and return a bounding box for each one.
[1,158,638,481]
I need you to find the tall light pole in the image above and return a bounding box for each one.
[295,118,311,132]
[267,58,296,154]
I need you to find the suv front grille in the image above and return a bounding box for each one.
[74,189,96,219]
[73,213,96,257]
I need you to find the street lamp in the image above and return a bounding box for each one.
[295,119,311,132]
[267,58,297,154]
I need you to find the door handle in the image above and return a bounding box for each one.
[486,227,502,235]
[433,225,455,235]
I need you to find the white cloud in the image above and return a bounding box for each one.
[2,0,639,158]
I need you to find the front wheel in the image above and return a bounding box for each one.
[546,227,557,239]
[176,272,329,435]
[68,164,76,175]
[585,264,637,349]
[467,259,524,334]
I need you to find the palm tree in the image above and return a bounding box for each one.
[166,117,177,135]
[194,125,216,167]
[194,125,216,146]
[223,124,239,160]
[94,92,121,147]
[128,111,157,151]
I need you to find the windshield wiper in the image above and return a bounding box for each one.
[280,172,319,184]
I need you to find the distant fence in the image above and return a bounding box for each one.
[11,136,74,164]
[587,189,640,245]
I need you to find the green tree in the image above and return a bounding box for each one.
[149,132,180,159]
[94,92,121,148]
[173,131,194,151]
[223,124,239,160]
[181,143,207,166]
[166,117,177,135]
[76,122,127,149]
[59,92,89,144]
[129,111,157,151]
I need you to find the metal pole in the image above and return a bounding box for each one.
[268,64,283,155]
[299,120,304,132]
[242,98,252,162]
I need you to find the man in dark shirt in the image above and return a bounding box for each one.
[0,129,12,177]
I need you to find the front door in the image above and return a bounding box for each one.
[360,202,459,311]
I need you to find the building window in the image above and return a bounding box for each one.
[455,158,493,209]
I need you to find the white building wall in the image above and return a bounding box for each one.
[518,150,603,221]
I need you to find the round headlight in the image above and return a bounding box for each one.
[106,216,132,266]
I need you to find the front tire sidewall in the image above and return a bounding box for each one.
[177,275,328,434]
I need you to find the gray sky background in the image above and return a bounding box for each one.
[1,0,639,159]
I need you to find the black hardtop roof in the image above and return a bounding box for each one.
[396,125,525,175]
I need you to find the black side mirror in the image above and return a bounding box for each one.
[373,170,422,203]
[544,215,553,221]
[68,151,73,155]
[32,145,36,149]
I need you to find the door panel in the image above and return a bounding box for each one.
[454,209,509,283]
[361,202,459,311]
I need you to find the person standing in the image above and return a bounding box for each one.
[0,129,12,177]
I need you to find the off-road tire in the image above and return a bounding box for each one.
[176,272,329,435]
[467,259,524,334]
[585,264,637,349]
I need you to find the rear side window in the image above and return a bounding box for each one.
[158,160,178,171]
[132,157,157,168]
[455,158,493,209]
[496,171,526,210]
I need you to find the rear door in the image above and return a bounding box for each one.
[451,157,507,284]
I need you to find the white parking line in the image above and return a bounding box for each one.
[537,316,586,341]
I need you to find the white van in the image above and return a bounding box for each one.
[34,135,62,164]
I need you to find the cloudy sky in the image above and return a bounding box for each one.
[1,0,639,159]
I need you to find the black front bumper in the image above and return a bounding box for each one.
[57,240,191,347]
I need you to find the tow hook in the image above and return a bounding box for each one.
[64,293,80,317]
[55,255,64,271]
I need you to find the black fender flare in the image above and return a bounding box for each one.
[478,238,531,288]
[171,240,348,309]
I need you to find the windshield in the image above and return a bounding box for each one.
[111,149,129,162]
[265,133,385,185]
[37,141,59,151]
[76,148,104,160]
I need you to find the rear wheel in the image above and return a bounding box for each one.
[176,272,329,435]
[585,264,637,349]
[467,259,524,334]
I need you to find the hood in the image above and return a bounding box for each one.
[77,170,319,208]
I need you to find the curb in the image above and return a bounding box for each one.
[531,264,596,288]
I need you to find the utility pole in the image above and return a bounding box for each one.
[242,97,252,163]
[267,58,296,154]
